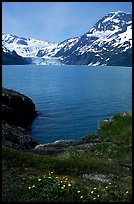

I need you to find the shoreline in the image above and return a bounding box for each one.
[2,87,132,151]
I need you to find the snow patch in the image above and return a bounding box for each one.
[88,61,100,66]
[105,58,109,61]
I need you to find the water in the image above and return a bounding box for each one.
[2,65,132,144]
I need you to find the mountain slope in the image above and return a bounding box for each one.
[2,34,58,58]
[2,11,132,66]
[2,46,31,65]
[2,34,63,65]
[55,11,132,66]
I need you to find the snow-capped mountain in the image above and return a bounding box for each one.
[2,34,64,65]
[2,33,58,58]
[55,11,132,66]
[2,11,132,66]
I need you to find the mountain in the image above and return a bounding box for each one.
[55,11,132,66]
[2,34,64,65]
[2,11,132,66]
[2,46,31,65]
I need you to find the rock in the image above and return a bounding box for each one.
[83,173,110,183]
[33,139,103,155]
[34,140,85,150]
[2,87,37,128]
[2,121,38,149]
[34,140,81,154]
[2,87,38,149]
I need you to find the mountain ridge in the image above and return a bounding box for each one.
[2,11,132,66]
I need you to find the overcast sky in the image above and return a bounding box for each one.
[2,2,132,43]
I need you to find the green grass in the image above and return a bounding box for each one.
[2,112,132,202]
[97,112,132,143]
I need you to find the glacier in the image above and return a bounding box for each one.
[31,57,64,65]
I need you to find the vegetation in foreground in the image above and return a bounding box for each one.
[2,112,132,202]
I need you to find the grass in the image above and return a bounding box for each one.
[2,112,132,202]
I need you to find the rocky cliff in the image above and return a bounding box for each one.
[2,87,38,149]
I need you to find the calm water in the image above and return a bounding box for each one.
[2,65,132,144]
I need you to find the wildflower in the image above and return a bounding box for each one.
[38,178,41,181]
[109,182,111,185]
[105,186,108,189]
[68,183,72,187]
[56,176,59,179]
[77,190,81,193]
[61,186,64,190]
[43,175,46,178]
[93,187,97,190]
[49,171,53,176]
[93,197,96,200]
[97,195,100,197]
[80,196,83,199]
[91,191,94,194]
[28,186,31,190]
[125,191,129,194]
[32,185,35,188]
[48,176,51,179]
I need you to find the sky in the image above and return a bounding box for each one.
[2,2,132,43]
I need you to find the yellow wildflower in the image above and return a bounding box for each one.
[68,183,71,187]
[105,186,108,189]
[126,191,129,194]
[91,191,94,194]
[93,187,97,190]
[28,186,31,189]
[32,185,35,188]
[38,178,41,181]
[97,195,100,197]
[109,182,111,185]
[77,190,81,193]
[80,196,83,199]
[61,186,64,189]
[49,172,52,176]
[93,197,96,200]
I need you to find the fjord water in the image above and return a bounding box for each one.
[2,65,132,144]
